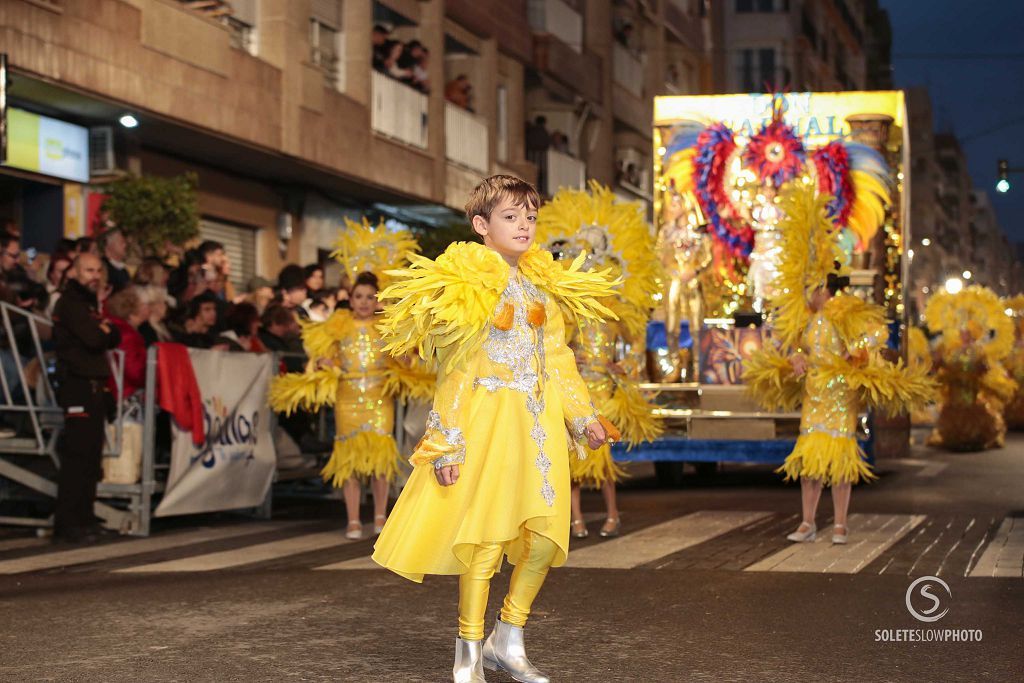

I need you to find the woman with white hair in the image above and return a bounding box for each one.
[135,285,174,345]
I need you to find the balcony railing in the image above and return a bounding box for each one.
[613,43,644,98]
[543,149,585,195]
[445,103,489,174]
[528,0,583,53]
[371,71,428,150]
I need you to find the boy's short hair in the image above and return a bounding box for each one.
[465,175,540,223]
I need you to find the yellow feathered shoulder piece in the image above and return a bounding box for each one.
[822,293,887,350]
[301,309,356,360]
[378,241,618,373]
[769,181,843,351]
[331,216,419,287]
[534,181,660,340]
[518,244,620,322]
[925,286,1013,362]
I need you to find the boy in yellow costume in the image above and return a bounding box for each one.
[372,176,615,683]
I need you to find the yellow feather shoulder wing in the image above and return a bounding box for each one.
[377,242,509,372]
[301,309,355,359]
[519,246,620,323]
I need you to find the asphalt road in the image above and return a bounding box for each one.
[0,435,1021,682]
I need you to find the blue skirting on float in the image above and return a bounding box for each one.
[611,438,874,465]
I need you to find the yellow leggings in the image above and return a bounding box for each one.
[457,528,558,641]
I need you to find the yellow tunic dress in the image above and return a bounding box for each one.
[778,310,876,485]
[372,245,614,583]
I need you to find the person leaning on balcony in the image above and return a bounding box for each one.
[372,24,400,73]
[51,253,121,544]
[445,75,472,111]
[394,40,429,92]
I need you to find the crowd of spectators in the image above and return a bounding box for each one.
[372,24,430,94]
[0,230,356,413]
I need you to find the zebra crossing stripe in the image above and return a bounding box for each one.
[744,513,926,574]
[317,555,380,571]
[968,517,1024,578]
[116,530,359,573]
[564,510,773,569]
[0,522,300,575]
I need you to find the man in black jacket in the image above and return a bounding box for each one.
[51,253,121,543]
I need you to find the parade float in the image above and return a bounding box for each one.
[626,91,911,483]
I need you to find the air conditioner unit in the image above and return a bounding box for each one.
[89,126,120,177]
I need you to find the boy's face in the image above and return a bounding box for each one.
[472,195,537,264]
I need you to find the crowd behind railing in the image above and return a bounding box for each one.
[0,228,360,453]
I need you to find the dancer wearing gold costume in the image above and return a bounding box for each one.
[925,286,1016,451]
[744,183,934,545]
[535,182,663,538]
[269,220,429,539]
[372,176,616,683]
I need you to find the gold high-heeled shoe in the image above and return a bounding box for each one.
[571,519,589,539]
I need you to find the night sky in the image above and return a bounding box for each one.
[881,0,1024,243]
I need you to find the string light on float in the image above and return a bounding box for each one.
[945,277,964,295]
[962,270,972,280]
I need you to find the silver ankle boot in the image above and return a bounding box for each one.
[453,637,486,683]
[481,616,550,683]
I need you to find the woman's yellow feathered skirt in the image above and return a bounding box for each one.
[777,373,876,486]
[322,430,401,486]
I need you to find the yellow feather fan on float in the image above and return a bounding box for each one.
[534,181,661,340]
[330,216,419,286]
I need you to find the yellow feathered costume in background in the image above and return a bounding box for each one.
[743,182,935,485]
[372,241,618,581]
[535,182,663,488]
[925,286,1017,451]
[1001,295,1024,430]
[268,218,431,485]
[330,216,419,287]
[906,327,938,426]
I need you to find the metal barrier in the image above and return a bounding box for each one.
[0,332,419,536]
[0,302,146,534]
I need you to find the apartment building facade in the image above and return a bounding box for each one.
[710,0,868,93]
[0,0,709,283]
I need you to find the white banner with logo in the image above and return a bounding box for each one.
[155,349,276,517]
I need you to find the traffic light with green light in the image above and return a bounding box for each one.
[997,159,1010,193]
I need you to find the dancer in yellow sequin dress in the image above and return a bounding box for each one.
[371,176,616,683]
[744,183,934,545]
[535,183,662,539]
[269,220,429,540]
